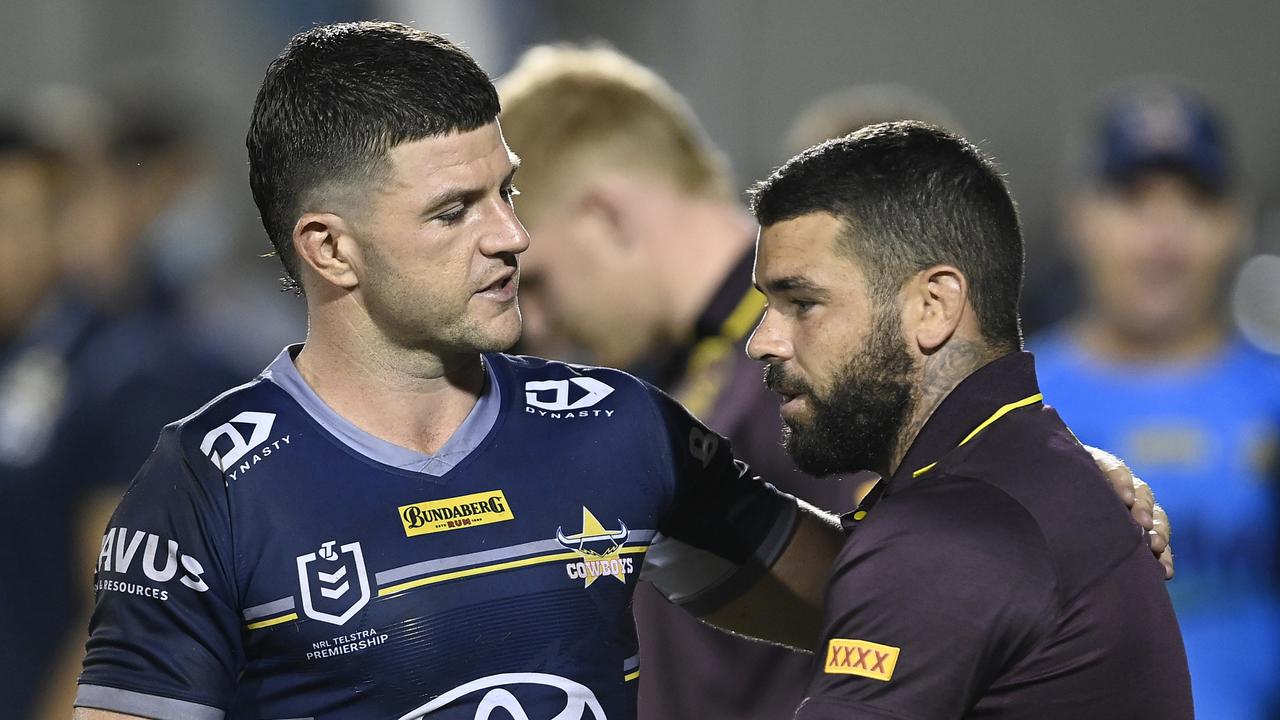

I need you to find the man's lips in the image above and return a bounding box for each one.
[476,270,517,302]
[768,384,807,410]
[766,381,806,400]
[778,392,808,419]
[764,366,809,410]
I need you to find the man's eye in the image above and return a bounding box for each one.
[792,299,815,313]
[501,184,521,205]
[438,205,466,225]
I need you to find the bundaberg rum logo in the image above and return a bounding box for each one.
[398,490,515,537]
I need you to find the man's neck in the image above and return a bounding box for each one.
[1074,315,1227,363]
[657,199,756,345]
[293,325,487,456]
[889,338,1000,476]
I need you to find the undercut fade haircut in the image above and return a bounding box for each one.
[750,121,1025,351]
[247,21,500,293]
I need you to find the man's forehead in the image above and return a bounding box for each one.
[754,212,852,279]
[387,122,514,178]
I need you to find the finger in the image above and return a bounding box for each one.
[1130,478,1155,531]
[1086,446,1137,507]
[1106,467,1136,507]
[1158,547,1175,580]
[1149,504,1170,553]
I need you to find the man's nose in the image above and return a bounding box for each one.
[485,202,531,256]
[746,310,792,363]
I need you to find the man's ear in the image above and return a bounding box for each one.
[293,212,360,290]
[577,177,636,251]
[905,264,967,353]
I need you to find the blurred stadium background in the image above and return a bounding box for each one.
[4,0,1280,349]
[2,1,1277,719]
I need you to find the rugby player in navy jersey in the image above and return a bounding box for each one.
[748,122,1193,718]
[74,23,1166,720]
[73,23,837,720]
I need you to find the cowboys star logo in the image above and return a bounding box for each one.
[556,507,634,587]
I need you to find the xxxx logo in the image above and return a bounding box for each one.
[824,638,900,682]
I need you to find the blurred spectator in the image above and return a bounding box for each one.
[500,45,858,720]
[0,87,242,719]
[782,82,965,158]
[1032,81,1280,720]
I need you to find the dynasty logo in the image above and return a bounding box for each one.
[399,490,514,537]
[557,507,634,587]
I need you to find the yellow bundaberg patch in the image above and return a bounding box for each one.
[824,638,900,682]
[398,490,514,537]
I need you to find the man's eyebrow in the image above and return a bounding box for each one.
[756,275,829,296]
[419,160,521,218]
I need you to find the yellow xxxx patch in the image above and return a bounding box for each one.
[398,490,514,537]
[824,638,900,682]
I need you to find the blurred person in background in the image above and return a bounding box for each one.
[0,101,76,720]
[781,82,965,159]
[0,87,241,720]
[499,47,1171,720]
[1033,81,1280,719]
[499,46,850,720]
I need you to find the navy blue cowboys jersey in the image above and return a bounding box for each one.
[76,346,798,720]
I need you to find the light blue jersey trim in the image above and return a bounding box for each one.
[75,684,225,720]
[263,344,500,476]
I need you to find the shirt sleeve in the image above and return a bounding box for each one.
[638,383,801,615]
[75,425,243,720]
[795,478,1056,720]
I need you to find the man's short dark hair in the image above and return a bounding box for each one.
[247,21,500,293]
[750,121,1024,351]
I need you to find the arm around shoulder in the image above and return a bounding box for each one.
[638,381,847,649]
[701,501,845,650]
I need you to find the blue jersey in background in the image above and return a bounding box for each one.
[1033,330,1280,720]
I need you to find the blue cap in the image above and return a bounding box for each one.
[1094,84,1230,195]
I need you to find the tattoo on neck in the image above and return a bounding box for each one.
[892,338,997,473]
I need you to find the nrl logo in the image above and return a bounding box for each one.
[296,540,372,626]
[557,507,634,587]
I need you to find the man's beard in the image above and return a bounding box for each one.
[766,309,918,477]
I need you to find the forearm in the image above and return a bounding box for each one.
[702,504,844,650]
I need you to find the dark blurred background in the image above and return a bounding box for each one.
[4,0,1279,342]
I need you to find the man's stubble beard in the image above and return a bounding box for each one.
[767,306,919,478]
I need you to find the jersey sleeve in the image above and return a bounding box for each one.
[637,383,801,615]
[795,478,1056,720]
[75,425,243,720]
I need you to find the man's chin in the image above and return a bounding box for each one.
[783,428,840,478]
[456,319,521,355]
